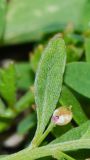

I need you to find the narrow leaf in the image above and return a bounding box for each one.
[35,35,66,134]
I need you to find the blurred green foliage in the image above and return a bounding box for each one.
[0,0,90,44]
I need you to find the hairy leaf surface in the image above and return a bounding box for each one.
[35,35,66,134]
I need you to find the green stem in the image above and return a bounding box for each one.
[1,139,90,160]
[53,151,75,160]
[31,122,55,148]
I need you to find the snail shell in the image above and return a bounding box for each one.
[52,106,73,126]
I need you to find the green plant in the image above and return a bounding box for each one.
[1,34,90,160]
[1,1,90,159]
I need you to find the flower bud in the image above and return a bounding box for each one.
[52,106,73,126]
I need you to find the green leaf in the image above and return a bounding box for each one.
[15,90,34,113]
[0,121,9,132]
[51,120,90,144]
[64,62,90,98]
[0,98,5,114]
[17,113,36,135]
[0,0,6,40]
[4,0,86,44]
[85,38,90,62]
[15,63,34,90]
[0,108,15,119]
[80,0,90,30]
[35,35,66,135]
[60,85,88,124]
[0,62,16,108]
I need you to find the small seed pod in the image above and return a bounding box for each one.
[52,106,73,126]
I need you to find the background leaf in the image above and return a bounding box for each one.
[0,0,6,41]
[0,98,5,114]
[66,45,83,63]
[80,0,90,30]
[15,90,34,113]
[85,37,90,62]
[64,62,90,98]
[35,35,66,136]
[17,113,36,135]
[15,63,34,90]
[0,121,9,132]
[4,0,86,44]
[60,85,87,124]
[0,62,16,108]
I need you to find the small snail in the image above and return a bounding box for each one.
[52,106,73,126]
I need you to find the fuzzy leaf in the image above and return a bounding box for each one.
[64,62,90,98]
[60,85,88,124]
[35,35,66,134]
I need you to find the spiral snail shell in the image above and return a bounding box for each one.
[52,106,73,126]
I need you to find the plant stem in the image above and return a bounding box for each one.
[31,122,55,148]
[53,151,75,160]
[1,139,90,160]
